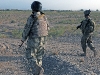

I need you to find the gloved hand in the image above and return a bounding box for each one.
[77,25,80,29]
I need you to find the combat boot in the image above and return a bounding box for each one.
[32,64,44,75]
[36,66,44,75]
[80,52,86,56]
[93,50,97,57]
[39,67,44,75]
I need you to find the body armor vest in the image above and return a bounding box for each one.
[30,13,48,37]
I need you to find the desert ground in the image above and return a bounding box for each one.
[0,10,100,75]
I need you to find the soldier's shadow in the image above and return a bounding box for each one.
[43,55,82,75]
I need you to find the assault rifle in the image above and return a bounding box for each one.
[73,24,81,33]
[75,19,91,34]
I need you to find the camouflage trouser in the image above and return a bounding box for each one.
[81,34,95,53]
[25,36,47,74]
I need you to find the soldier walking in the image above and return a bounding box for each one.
[20,1,50,75]
[77,10,97,57]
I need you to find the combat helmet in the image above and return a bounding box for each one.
[31,1,42,12]
[84,9,91,16]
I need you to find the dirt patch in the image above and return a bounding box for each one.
[0,31,100,75]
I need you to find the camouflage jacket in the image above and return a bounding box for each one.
[21,12,50,42]
[79,18,95,35]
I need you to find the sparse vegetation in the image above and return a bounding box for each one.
[0,10,100,75]
[0,33,8,38]
[11,29,23,39]
[49,25,67,37]
[0,10,100,38]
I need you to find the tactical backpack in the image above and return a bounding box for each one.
[85,19,94,33]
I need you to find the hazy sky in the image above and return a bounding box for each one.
[0,0,100,10]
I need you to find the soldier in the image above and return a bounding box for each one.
[77,10,97,57]
[19,1,50,75]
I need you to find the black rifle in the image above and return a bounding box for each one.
[19,41,24,48]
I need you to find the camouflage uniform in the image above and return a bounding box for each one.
[21,12,49,75]
[77,17,96,56]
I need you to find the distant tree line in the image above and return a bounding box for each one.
[0,9,99,11]
[0,9,30,11]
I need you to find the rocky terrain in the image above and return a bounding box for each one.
[0,24,100,75]
[0,10,100,75]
